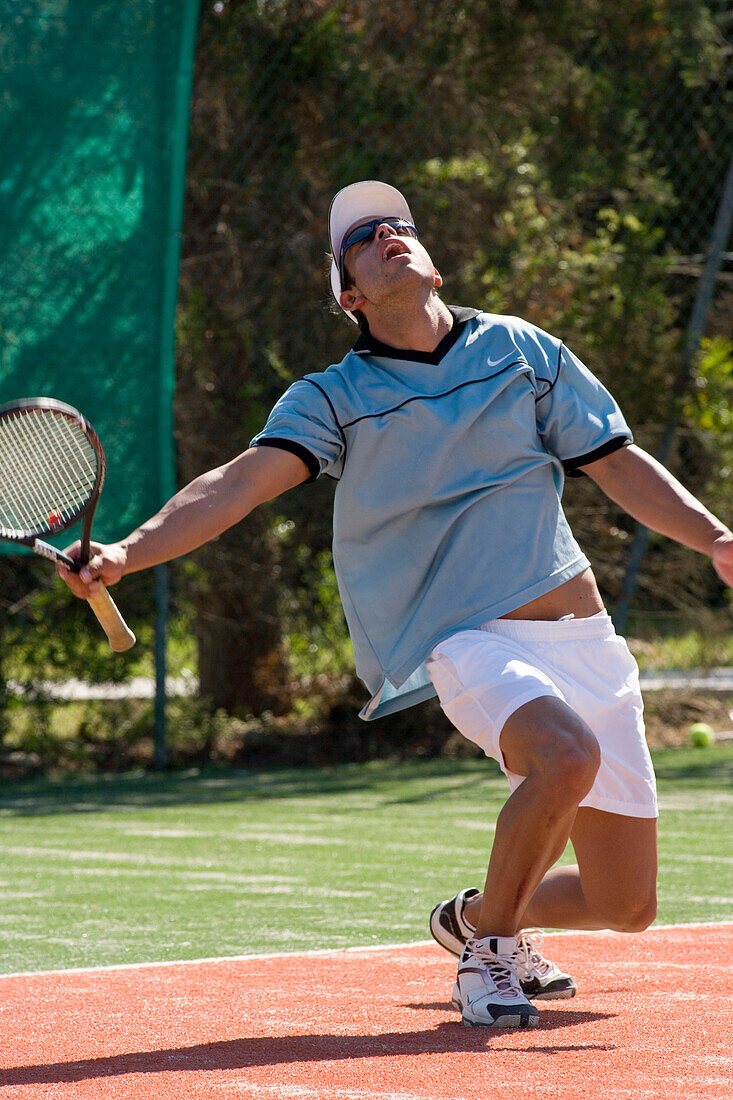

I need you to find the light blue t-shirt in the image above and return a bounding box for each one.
[251,308,632,719]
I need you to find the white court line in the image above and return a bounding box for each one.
[1,921,731,982]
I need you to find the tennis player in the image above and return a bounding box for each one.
[59,181,733,1029]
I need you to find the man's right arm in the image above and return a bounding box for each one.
[57,446,310,599]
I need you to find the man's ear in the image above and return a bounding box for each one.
[434,268,443,288]
[340,287,367,313]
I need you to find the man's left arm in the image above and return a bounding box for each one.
[583,443,733,587]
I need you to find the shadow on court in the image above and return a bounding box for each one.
[0,757,502,817]
[0,1012,617,1086]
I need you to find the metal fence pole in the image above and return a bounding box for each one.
[153,562,169,770]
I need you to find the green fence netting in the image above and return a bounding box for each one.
[0,0,199,549]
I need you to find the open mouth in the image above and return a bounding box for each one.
[381,239,410,262]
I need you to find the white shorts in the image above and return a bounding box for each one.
[426,611,658,818]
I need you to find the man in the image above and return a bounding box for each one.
[59,181,733,1030]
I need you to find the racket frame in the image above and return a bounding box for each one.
[0,396,105,568]
[0,396,135,652]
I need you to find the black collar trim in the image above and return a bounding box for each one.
[352,306,481,365]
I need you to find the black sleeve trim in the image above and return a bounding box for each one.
[302,377,348,467]
[302,379,345,441]
[550,339,564,391]
[252,437,320,482]
[563,436,632,478]
[534,341,565,401]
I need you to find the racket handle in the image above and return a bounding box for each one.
[87,583,136,652]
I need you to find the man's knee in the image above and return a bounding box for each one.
[597,889,657,933]
[545,731,601,800]
[502,697,601,802]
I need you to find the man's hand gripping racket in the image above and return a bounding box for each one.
[0,397,136,652]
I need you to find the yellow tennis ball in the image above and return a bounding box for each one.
[689,722,714,747]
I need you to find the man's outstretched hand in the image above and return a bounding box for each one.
[56,542,127,599]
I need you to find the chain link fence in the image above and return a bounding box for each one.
[177,0,731,676]
[183,1,732,318]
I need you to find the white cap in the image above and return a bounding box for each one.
[329,180,414,324]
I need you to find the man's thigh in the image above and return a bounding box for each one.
[570,807,658,931]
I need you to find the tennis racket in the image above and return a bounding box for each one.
[0,397,136,652]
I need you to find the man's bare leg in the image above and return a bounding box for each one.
[525,809,657,930]
[471,695,601,938]
[465,809,658,934]
[449,695,600,1026]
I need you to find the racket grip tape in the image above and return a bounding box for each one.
[87,583,136,652]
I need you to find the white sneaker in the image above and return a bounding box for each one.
[514,928,576,1000]
[452,936,540,1028]
[431,890,577,1001]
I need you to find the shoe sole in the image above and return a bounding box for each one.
[452,993,540,1029]
[531,984,576,1000]
[462,1013,540,1028]
[453,995,540,1028]
[520,975,577,1000]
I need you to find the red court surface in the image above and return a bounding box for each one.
[0,924,730,1099]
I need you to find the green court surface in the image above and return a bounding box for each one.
[0,746,730,975]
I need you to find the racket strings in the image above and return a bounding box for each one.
[0,424,58,533]
[0,409,98,536]
[23,409,97,512]
[1,416,72,530]
[0,414,82,532]
[0,416,93,533]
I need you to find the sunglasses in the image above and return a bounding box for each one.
[339,217,418,286]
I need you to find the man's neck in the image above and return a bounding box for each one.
[365,295,453,353]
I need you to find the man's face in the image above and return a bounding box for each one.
[341,216,437,307]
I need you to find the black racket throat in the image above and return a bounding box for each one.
[78,513,95,568]
[31,538,79,570]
